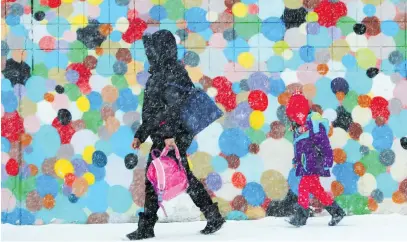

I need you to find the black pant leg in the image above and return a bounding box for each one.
[143,153,160,216]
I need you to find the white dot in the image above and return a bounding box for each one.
[352,106,372,127]
[323,108,337,122]
[329,128,349,149]
[206,11,218,22]
[357,173,377,196]
[359,132,373,147]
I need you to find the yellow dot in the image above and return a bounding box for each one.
[151,0,167,4]
[83,146,96,164]
[87,0,103,5]
[238,52,255,69]
[186,66,203,82]
[187,157,193,170]
[250,110,265,130]
[54,159,74,179]
[83,172,95,185]
[273,41,290,56]
[306,12,318,22]
[232,3,248,18]
[69,15,88,26]
[76,96,90,112]
[62,0,74,3]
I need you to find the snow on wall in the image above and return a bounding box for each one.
[1,0,407,225]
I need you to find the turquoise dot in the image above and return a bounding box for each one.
[376,173,398,198]
[345,71,373,94]
[2,137,10,153]
[307,27,332,48]
[53,195,87,223]
[232,82,241,94]
[237,154,264,183]
[2,79,13,91]
[395,60,407,78]
[10,24,27,36]
[343,140,361,163]
[96,55,114,77]
[95,140,112,156]
[108,185,132,213]
[285,50,304,70]
[177,44,186,60]
[198,27,213,41]
[187,139,198,155]
[24,141,46,167]
[44,51,59,69]
[269,78,286,97]
[242,182,266,206]
[313,77,339,110]
[372,125,394,151]
[34,125,61,158]
[185,7,210,32]
[388,110,407,138]
[332,163,359,195]
[83,181,109,213]
[25,76,47,102]
[36,175,59,197]
[149,5,167,21]
[87,91,103,110]
[342,54,357,71]
[110,126,134,158]
[267,56,284,72]
[211,156,228,173]
[381,20,399,37]
[363,4,376,17]
[380,59,394,76]
[219,128,250,157]
[110,31,122,42]
[226,210,248,220]
[48,17,70,37]
[1,91,18,112]
[288,168,301,195]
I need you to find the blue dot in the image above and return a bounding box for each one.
[177,44,186,60]
[87,91,103,110]
[307,27,332,48]
[95,140,112,156]
[108,185,132,213]
[342,54,357,71]
[96,54,114,77]
[332,163,359,195]
[363,4,376,17]
[92,150,107,167]
[299,45,315,63]
[288,168,301,195]
[232,82,241,94]
[261,18,286,41]
[226,210,248,220]
[83,181,109,213]
[381,20,399,37]
[211,156,228,173]
[3,208,35,225]
[2,137,10,153]
[388,110,407,138]
[331,77,349,94]
[345,71,373,94]
[68,194,79,203]
[149,5,167,21]
[48,17,70,37]
[395,60,407,78]
[219,128,250,157]
[110,126,134,158]
[25,76,47,102]
[313,77,339,110]
[372,125,394,151]
[185,8,210,32]
[371,189,384,203]
[6,14,20,26]
[237,154,263,183]
[1,79,13,92]
[285,50,304,70]
[36,175,59,197]
[116,88,138,112]
[1,91,18,113]
[110,31,122,42]
[113,61,128,75]
[267,56,284,72]
[87,164,106,181]
[33,125,61,159]
[269,78,286,97]
[187,139,198,155]
[343,140,361,163]
[242,182,266,206]
[376,173,398,198]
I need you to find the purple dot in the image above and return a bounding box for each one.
[25,145,33,154]
[306,22,320,35]
[206,172,222,192]
[66,69,79,84]
[328,26,342,40]
[248,72,269,92]
[136,71,150,87]
[62,185,72,196]
[71,159,88,177]
[58,40,69,53]
[2,165,9,182]
[46,79,56,92]
[21,165,30,178]
[13,84,26,99]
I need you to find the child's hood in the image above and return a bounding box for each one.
[307,112,330,135]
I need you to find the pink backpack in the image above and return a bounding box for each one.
[146,145,188,217]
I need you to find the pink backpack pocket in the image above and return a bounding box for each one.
[146,145,188,217]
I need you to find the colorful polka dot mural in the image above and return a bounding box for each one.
[1,0,407,225]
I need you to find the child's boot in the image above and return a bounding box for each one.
[126,212,158,240]
[325,201,345,226]
[288,204,309,227]
[200,203,225,235]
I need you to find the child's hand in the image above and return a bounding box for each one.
[165,138,176,149]
[131,138,141,149]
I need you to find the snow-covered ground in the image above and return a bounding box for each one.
[2,214,407,241]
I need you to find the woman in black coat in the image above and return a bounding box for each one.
[126,30,225,240]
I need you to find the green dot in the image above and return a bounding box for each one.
[343,91,358,113]
[245,128,266,144]
[234,14,260,40]
[335,194,370,215]
[64,84,82,101]
[112,75,128,90]
[138,91,144,107]
[360,151,386,177]
[356,48,376,70]
[284,128,294,143]
[336,17,356,36]
[164,0,184,20]
[32,64,48,78]
[67,41,87,63]
[83,110,103,134]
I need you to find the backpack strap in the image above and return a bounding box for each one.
[160,145,182,167]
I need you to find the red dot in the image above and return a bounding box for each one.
[370,96,390,121]
[212,76,232,92]
[1,112,25,143]
[39,36,56,52]
[64,173,76,187]
[248,90,268,111]
[248,4,259,15]
[6,159,19,176]
[52,118,76,144]
[232,172,247,189]
[314,0,347,27]
[261,198,271,211]
[48,0,62,8]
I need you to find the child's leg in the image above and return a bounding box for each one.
[298,176,312,209]
[307,175,334,206]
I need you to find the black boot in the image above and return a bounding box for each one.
[288,204,309,227]
[200,203,225,235]
[126,213,158,240]
[325,201,345,226]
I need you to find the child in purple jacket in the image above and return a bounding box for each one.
[286,91,345,227]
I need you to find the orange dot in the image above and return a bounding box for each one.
[358,95,371,108]
[43,194,55,209]
[331,181,344,197]
[232,172,246,189]
[44,93,54,102]
[336,92,345,102]
[392,190,406,204]
[328,125,333,137]
[333,148,347,164]
[368,197,378,211]
[176,19,187,29]
[95,47,104,56]
[65,173,76,187]
[278,92,291,106]
[99,24,113,37]
[317,64,329,75]
[28,164,38,176]
[20,133,32,146]
[353,162,366,176]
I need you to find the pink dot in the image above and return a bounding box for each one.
[209,33,227,48]
[24,115,41,133]
[52,94,70,111]
[297,63,320,84]
[63,30,77,42]
[394,80,407,106]
[39,36,56,52]
[88,5,101,19]
[248,4,259,15]
[24,6,31,14]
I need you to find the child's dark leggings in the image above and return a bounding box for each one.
[142,141,213,217]
[298,175,334,209]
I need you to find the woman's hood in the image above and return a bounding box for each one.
[142,30,178,68]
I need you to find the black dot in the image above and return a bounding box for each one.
[55,85,64,94]
[34,11,45,21]
[353,23,366,35]
[366,67,379,78]
[332,106,353,131]
[124,153,138,169]
[57,109,72,125]
[401,137,407,150]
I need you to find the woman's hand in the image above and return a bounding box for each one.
[131,138,141,150]
[165,138,176,149]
